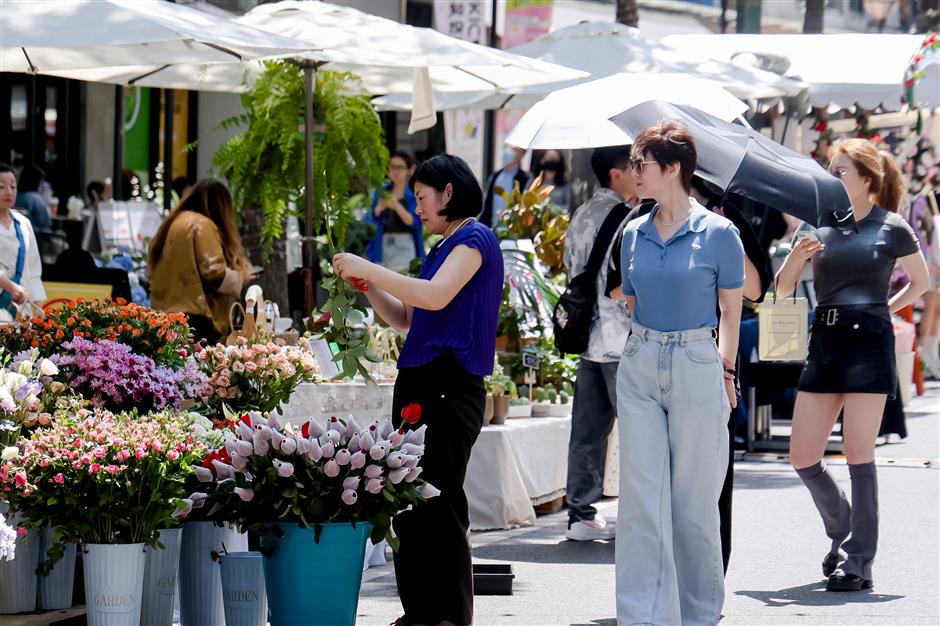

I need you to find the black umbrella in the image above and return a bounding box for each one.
[609,100,850,226]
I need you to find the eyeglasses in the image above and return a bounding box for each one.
[829,168,851,179]
[630,160,658,173]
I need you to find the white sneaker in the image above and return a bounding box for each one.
[566,515,616,541]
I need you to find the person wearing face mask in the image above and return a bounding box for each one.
[535,149,572,212]
[332,154,504,626]
[776,139,929,592]
[0,163,45,321]
[480,145,530,228]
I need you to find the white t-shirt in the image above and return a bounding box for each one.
[0,210,46,303]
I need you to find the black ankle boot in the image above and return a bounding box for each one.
[822,552,841,577]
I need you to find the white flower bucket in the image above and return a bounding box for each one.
[179,522,247,626]
[220,552,268,626]
[83,543,146,626]
[37,526,77,610]
[0,511,39,614]
[140,528,183,626]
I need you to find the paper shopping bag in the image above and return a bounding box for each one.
[758,295,809,362]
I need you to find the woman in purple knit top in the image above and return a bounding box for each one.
[332,154,504,626]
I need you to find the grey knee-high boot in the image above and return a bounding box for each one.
[841,462,878,580]
[796,461,852,557]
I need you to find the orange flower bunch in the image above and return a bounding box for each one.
[0,299,193,368]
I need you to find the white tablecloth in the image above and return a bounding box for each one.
[278,381,395,425]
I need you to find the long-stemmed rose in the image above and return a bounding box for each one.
[185,410,437,550]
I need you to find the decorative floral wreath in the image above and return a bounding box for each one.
[902,32,939,108]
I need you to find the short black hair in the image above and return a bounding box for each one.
[86,180,105,204]
[18,164,44,192]
[591,145,633,188]
[632,121,697,193]
[390,151,416,169]
[0,163,14,176]
[411,154,482,221]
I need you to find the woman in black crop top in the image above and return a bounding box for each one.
[776,139,930,592]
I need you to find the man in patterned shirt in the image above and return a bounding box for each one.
[563,145,638,541]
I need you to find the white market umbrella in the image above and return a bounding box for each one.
[372,21,806,112]
[0,0,311,73]
[42,0,587,96]
[503,73,749,150]
[661,33,934,110]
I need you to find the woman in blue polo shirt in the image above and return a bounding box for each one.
[332,154,503,626]
[616,122,744,626]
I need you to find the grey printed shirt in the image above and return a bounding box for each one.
[563,187,633,363]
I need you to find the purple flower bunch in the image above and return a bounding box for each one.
[52,338,208,413]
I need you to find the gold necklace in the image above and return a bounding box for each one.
[657,207,692,228]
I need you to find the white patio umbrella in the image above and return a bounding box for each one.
[661,34,935,110]
[0,0,311,73]
[42,0,586,95]
[503,73,750,150]
[371,21,806,112]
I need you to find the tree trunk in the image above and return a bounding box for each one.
[238,203,289,315]
[917,0,940,31]
[803,0,825,33]
[615,0,639,28]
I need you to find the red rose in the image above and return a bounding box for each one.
[871,134,883,144]
[815,121,828,132]
[301,421,310,438]
[401,403,422,424]
[240,414,251,427]
[351,278,370,292]
[905,79,915,87]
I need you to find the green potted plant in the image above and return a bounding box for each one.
[506,380,531,419]
[484,356,513,425]
[532,382,574,417]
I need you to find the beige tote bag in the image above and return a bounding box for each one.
[758,286,809,362]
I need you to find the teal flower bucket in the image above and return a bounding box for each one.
[264,522,372,626]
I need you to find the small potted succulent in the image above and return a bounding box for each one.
[506,381,531,419]
[532,382,574,417]
[484,358,513,425]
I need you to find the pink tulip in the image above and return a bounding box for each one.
[293,437,309,455]
[194,466,214,482]
[273,459,294,478]
[267,413,282,430]
[324,431,341,446]
[305,420,325,439]
[253,434,270,456]
[343,418,362,439]
[418,483,441,499]
[230,455,248,470]
[212,460,236,479]
[389,468,409,485]
[349,451,367,470]
[234,487,254,502]
[249,412,267,430]
[343,476,360,491]
[379,419,394,439]
[335,449,351,466]
[320,442,335,459]
[256,425,274,442]
[405,467,423,483]
[401,443,425,456]
[402,455,419,469]
[236,423,254,441]
[270,430,285,450]
[234,441,253,457]
[224,442,239,457]
[324,460,340,478]
[172,499,193,518]
[365,478,384,494]
[280,438,297,455]
[364,464,383,479]
[306,438,323,462]
[386,452,405,469]
[347,436,361,453]
[190,492,208,508]
[358,431,375,450]
[405,425,427,445]
[369,444,388,461]
[341,489,358,505]
[389,431,405,447]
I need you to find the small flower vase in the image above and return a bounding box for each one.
[264,522,372,626]
[220,552,268,626]
[140,527,183,626]
[178,522,248,626]
[37,525,77,610]
[82,543,146,626]
[0,509,39,614]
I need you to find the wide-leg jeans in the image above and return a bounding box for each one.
[615,322,730,626]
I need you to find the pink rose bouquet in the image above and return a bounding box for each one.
[196,338,320,416]
[0,409,206,572]
[185,411,437,550]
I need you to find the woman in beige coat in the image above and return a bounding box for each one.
[149,179,252,344]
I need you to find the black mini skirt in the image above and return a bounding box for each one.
[797,307,897,398]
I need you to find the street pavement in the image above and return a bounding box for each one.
[357,382,940,626]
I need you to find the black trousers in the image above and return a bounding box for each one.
[391,352,485,626]
[718,411,735,574]
[188,313,221,346]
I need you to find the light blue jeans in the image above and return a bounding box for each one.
[615,322,730,626]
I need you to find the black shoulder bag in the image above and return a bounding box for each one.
[553,203,628,355]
